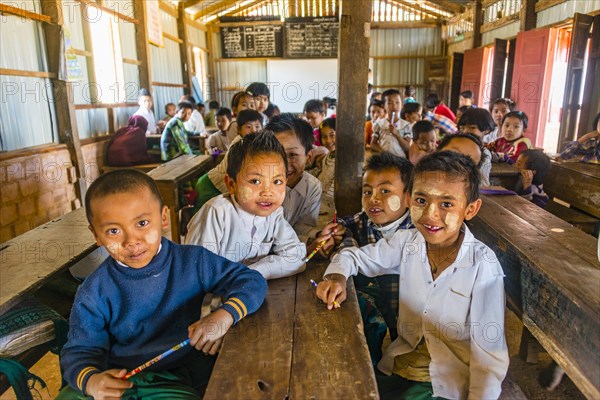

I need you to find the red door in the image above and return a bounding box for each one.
[461,47,492,108]
[510,28,558,147]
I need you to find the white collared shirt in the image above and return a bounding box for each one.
[282,171,322,242]
[373,118,412,158]
[134,107,157,135]
[184,109,207,136]
[184,194,306,280]
[325,224,509,399]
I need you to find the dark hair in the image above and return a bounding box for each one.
[460,90,474,100]
[321,117,336,131]
[177,101,194,112]
[138,88,151,98]
[216,107,232,121]
[404,85,415,97]
[304,99,326,114]
[382,89,401,103]
[424,93,441,109]
[364,152,413,192]
[264,102,276,118]
[489,97,516,113]
[401,102,422,120]
[181,95,197,107]
[410,151,480,204]
[368,83,373,93]
[412,120,435,140]
[85,169,163,223]
[209,100,219,109]
[246,82,270,98]
[226,131,287,181]
[369,99,384,111]
[323,97,336,108]
[266,113,314,154]
[437,133,485,167]
[236,109,263,127]
[164,102,175,112]
[370,91,381,102]
[457,107,495,133]
[502,111,529,130]
[457,105,469,115]
[519,149,551,185]
[231,91,253,111]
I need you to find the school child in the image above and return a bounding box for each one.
[185,132,306,280]
[400,102,422,125]
[106,115,156,167]
[403,85,417,104]
[57,170,267,399]
[207,107,233,154]
[309,117,336,212]
[246,82,270,125]
[204,100,220,127]
[559,112,600,164]
[422,100,458,136]
[366,99,386,148]
[457,107,495,186]
[226,91,256,142]
[316,151,509,400]
[181,95,207,137]
[515,149,551,208]
[334,152,414,363]
[304,99,327,146]
[455,105,469,125]
[437,133,485,175]
[160,101,194,161]
[484,98,516,144]
[408,120,437,165]
[371,89,412,157]
[195,109,263,209]
[159,102,177,129]
[458,90,476,108]
[425,92,456,122]
[323,96,337,118]
[488,111,532,163]
[133,89,158,135]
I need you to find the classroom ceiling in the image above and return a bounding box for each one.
[173,0,469,23]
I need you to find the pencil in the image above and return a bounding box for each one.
[303,233,332,263]
[310,279,340,308]
[123,338,191,380]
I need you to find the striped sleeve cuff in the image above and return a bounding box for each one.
[77,366,100,394]
[222,297,248,324]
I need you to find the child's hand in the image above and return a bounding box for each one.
[188,308,233,354]
[320,222,346,245]
[85,369,132,399]
[520,169,535,189]
[316,274,347,310]
[308,230,335,258]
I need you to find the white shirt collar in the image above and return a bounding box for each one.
[371,211,410,239]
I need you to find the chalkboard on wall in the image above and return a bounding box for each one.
[284,16,339,58]
[220,25,283,58]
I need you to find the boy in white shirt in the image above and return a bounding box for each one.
[316,151,509,400]
[133,89,158,135]
[185,132,306,280]
[181,95,207,137]
[371,89,412,158]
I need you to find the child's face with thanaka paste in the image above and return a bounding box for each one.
[88,188,168,269]
[362,168,409,226]
[410,171,481,249]
[225,153,287,217]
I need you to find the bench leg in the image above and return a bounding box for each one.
[519,327,542,364]
[169,208,181,244]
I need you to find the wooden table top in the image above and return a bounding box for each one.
[204,261,378,400]
[147,155,214,186]
[0,208,97,315]
[551,159,600,179]
[490,163,519,176]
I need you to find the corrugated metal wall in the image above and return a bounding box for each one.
[537,0,600,27]
[482,21,520,46]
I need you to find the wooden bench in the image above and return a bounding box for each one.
[204,261,378,399]
[468,190,600,399]
[147,154,221,243]
[490,163,520,189]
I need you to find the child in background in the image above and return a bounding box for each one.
[422,100,458,136]
[133,89,158,135]
[458,90,476,108]
[226,91,256,141]
[317,151,509,400]
[488,111,532,163]
[58,170,266,399]
[106,116,157,167]
[180,95,207,138]
[371,89,412,157]
[484,98,516,144]
[304,99,328,146]
[186,132,306,280]
[403,85,416,104]
[455,105,469,124]
[515,149,551,208]
[207,108,233,154]
[246,82,270,126]
[408,120,437,165]
[425,92,456,122]
[195,109,263,209]
[159,102,177,128]
[334,153,414,363]
[559,112,600,164]
[400,102,423,126]
[457,107,495,186]
[160,101,194,161]
[204,100,220,127]
[310,117,336,212]
[437,133,485,175]
[323,97,337,118]
[366,99,386,148]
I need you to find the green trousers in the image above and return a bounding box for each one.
[56,352,215,400]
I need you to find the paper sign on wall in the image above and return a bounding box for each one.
[147,0,164,47]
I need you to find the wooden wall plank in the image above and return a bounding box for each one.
[0,3,52,23]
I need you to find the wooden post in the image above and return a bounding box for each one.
[335,0,372,216]
[206,25,218,102]
[472,0,482,48]
[520,0,538,32]
[178,3,193,95]
[40,0,88,199]
[134,0,152,93]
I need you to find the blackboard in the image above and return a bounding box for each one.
[220,25,283,58]
[284,17,339,58]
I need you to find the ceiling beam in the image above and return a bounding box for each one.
[192,0,240,20]
[389,0,450,20]
[181,0,203,9]
[221,0,264,17]
[426,0,465,14]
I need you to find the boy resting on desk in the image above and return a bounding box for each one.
[185,131,306,280]
[317,151,509,400]
[58,170,267,399]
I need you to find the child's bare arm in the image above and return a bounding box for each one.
[188,308,234,355]
[316,274,347,310]
[85,369,132,400]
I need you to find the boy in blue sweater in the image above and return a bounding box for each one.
[58,170,267,399]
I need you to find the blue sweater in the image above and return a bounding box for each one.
[61,238,267,394]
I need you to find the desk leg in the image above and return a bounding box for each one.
[169,207,181,244]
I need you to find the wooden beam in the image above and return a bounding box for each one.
[41,0,88,200]
[426,0,464,14]
[152,81,188,88]
[472,0,482,48]
[80,4,99,104]
[134,0,153,93]
[221,0,264,17]
[185,17,208,31]
[192,0,240,21]
[66,48,93,57]
[521,0,538,31]
[206,24,218,101]
[389,0,448,20]
[0,68,56,79]
[122,58,142,65]
[480,12,520,33]
[159,0,178,17]
[76,0,139,24]
[370,20,439,29]
[535,0,566,13]
[181,0,203,9]
[163,32,184,43]
[74,103,139,110]
[335,0,372,216]
[178,3,194,96]
[0,3,52,23]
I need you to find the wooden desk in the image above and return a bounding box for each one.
[147,155,219,243]
[0,207,97,315]
[205,261,378,400]
[490,163,519,189]
[545,160,600,219]
[468,192,600,399]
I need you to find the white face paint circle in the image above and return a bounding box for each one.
[387,195,401,212]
